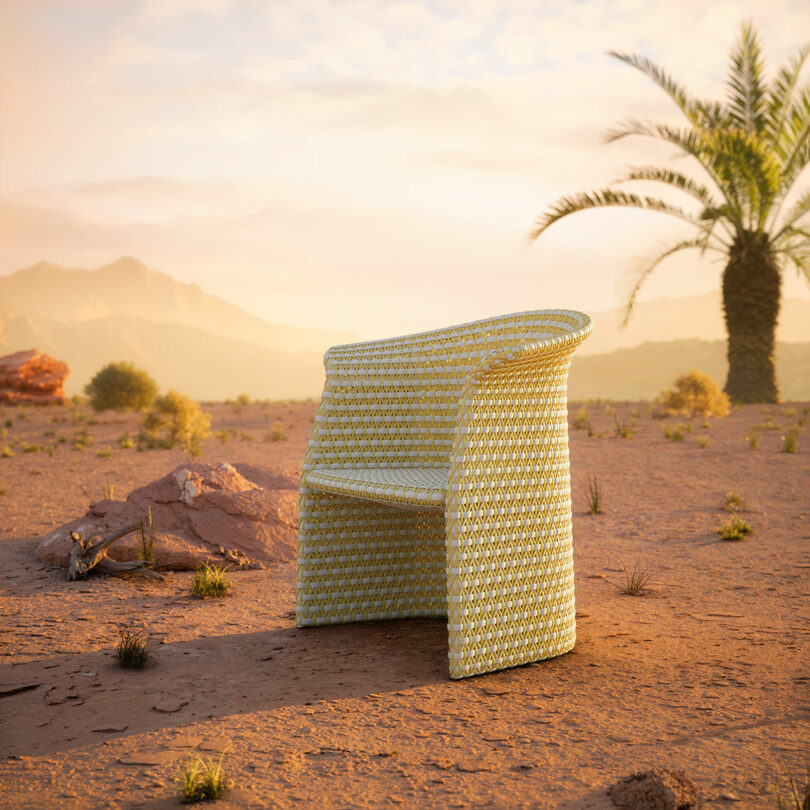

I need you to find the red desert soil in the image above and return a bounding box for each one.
[0,400,808,809]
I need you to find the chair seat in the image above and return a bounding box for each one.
[304,466,449,508]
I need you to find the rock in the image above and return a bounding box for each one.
[0,349,69,406]
[0,682,41,698]
[35,461,299,571]
[609,769,701,810]
[118,751,184,766]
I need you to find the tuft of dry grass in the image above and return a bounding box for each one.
[717,514,754,541]
[615,561,656,596]
[191,563,232,599]
[116,624,150,669]
[177,754,229,803]
[585,474,602,514]
[722,492,746,512]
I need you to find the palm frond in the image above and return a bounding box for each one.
[622,237,723,325]
[605,120,747,231]
[613,166,719,206]
[706,127,783,229]
[608,51,721,129]
[766,44,810,151]
[780,88,810,182]
[529,188,699,241]
[726,20,769,135]
[773,189,810,239]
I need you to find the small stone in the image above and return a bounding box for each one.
[720,793,740,802]
[456,759,497,773]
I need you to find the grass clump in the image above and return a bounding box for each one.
[0,483,8,496]
[138,506,156,564]
[2,446,15,458]
[85,361,159,412]
[102,480,116,500]
[722,492,746,512]
[21,443,41,453]
[585,474,602,514]
[119,433,135,449]
[116,624,150,669]
[96,448,114,459]
[657,369,730,418]
[191,563,232,599]
[782,428,801,453]
[696,435,710,448]
[746,431,761,449]
[663,424,684,442]
[140,390,211,459]
[177,754,228,803]
[214,429,229,445]
[717,514,754,541]
[264,421,286,442]
[613,418,634,439]
[616,561,656,596]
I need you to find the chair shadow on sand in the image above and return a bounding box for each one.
[0,618,451,758]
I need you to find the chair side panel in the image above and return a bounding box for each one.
[297,487,447,625]
[445,345,578,678]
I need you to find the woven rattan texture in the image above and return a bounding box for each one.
[297,310,592,678]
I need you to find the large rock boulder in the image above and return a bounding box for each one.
[36,461,299,571]
[0,349,69,405]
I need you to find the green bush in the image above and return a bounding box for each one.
[657,370,730,418]
[139,390,211,457]
[85,362,158,412]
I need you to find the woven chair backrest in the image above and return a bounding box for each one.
[308,310,589,469]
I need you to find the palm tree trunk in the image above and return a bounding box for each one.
[722,233,781,404]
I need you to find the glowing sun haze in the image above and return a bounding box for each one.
[2,0,809,338]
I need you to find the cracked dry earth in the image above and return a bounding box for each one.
[0,401,808,809]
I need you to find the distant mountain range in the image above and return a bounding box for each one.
[569,340,810,401]
[0,257,807,401]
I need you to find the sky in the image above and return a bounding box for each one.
[1,0,809,339]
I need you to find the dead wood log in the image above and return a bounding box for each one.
[67,523,164,581]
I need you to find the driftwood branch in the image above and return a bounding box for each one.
[67,523,164,581]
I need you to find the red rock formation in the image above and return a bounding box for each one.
[0,349,69,405]
[35,461,299,571]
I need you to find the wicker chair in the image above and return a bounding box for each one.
[297,309,592,678]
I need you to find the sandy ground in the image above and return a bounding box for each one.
[0,399,808,809]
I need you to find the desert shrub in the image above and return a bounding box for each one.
[722,492,746,512]
[572,405,589,430]
[264,421,286,442]
[783,428,801,453]
[177,755,228,803]
[1,446,14,458]
[0,483,8,496]
[214,429,228,445]
[21,443,40,453]
[119,433,135,449]
[717,514,754,541]
[85,362,158,412]
[139,391,211,458]
[746,431,761,449]
[657,370,730,418]
[96,448,113,458]
[663,424,684,442]
[614,418,634,438]
[116,624,150,669]
[696,435,710,448]
[191,562,232,598]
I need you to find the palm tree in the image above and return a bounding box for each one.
[530,21,810,403]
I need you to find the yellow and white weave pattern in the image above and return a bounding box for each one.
[297,309,592,678]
